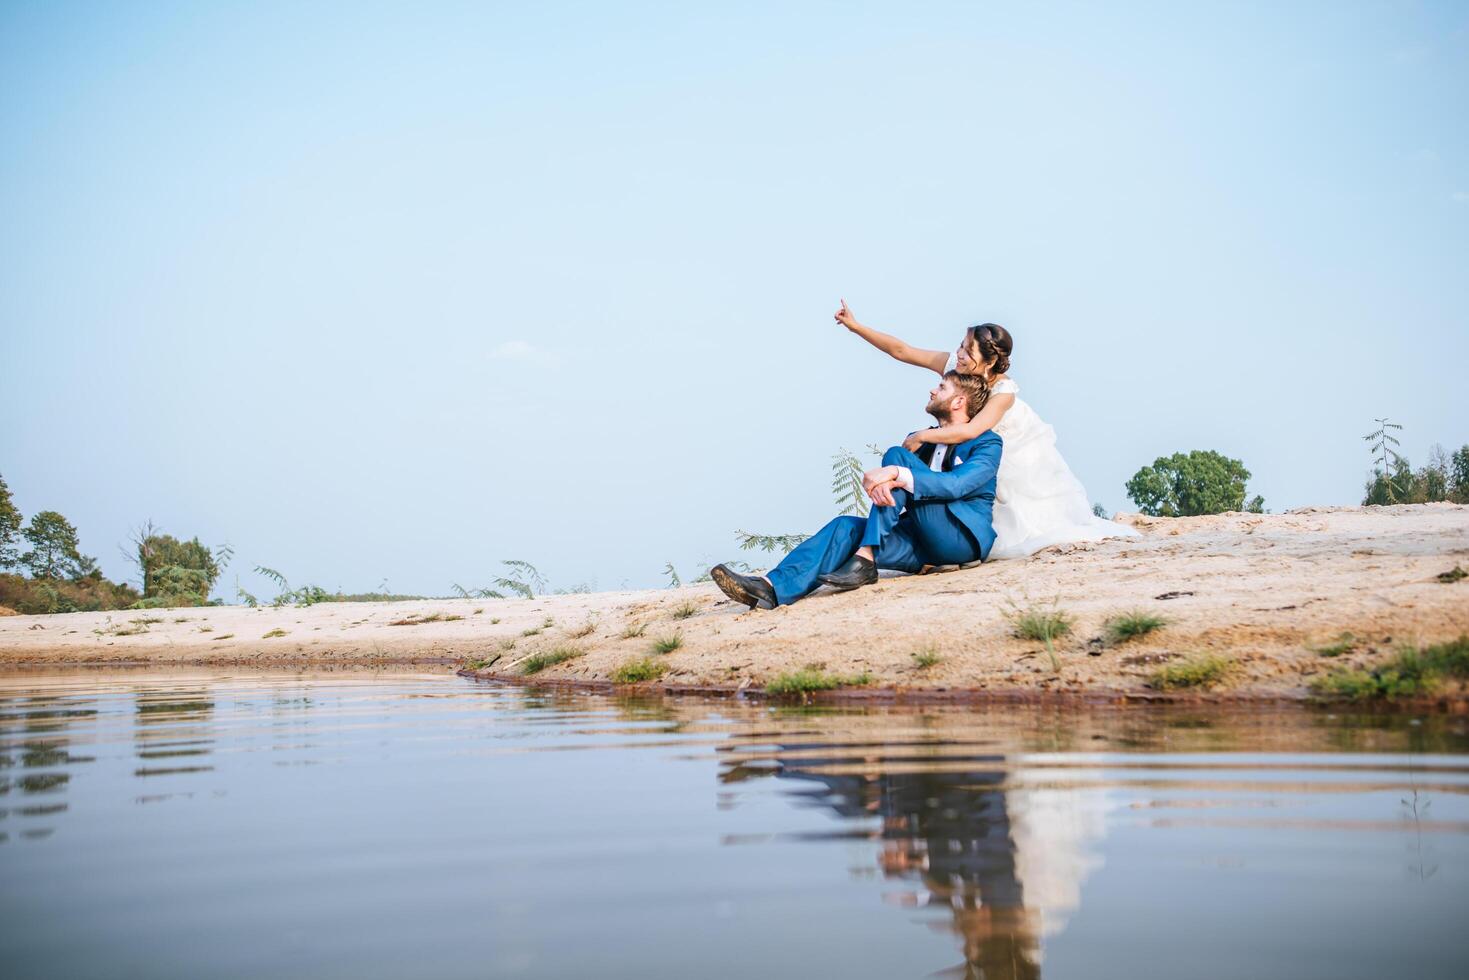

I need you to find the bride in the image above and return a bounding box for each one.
[834,300,1137,559]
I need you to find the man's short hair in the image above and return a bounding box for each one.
[944,371,992,419]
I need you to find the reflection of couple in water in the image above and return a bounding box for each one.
[712,302,1137,610]
[721,741,1105,980]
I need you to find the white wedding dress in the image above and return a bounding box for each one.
[947,356,1139,559]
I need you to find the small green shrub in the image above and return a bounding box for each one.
[671,601,699,620]
[1146,654,1233,690]
[911,647,941,669]
[462,655,501,671]
[262,628,287,639]
[612,658,669,684]
[521,626,542,637]
[620,621,648,639]
[1102,610,1166,645]
[651,633,684,654]
[764,669,873,696]
[519,645,585,675]
[1310,633,1357,658]
[1007,604,1074,643]
[1312,636,1469,700]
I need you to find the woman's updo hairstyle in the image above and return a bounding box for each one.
[967,322,1013,377]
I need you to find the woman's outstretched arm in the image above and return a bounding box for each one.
[903,393,1016,449]
[834,299,949,374]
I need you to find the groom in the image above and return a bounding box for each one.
[712,372,1003,609]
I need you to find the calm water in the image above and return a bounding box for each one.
[1,671,1467,979]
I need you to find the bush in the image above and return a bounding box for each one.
[1312,636,1469,700]
[519,646,586,675]
[0,571,141,615]
[764,669,873,697]
[1363,444,1469,506]
[134,530,223,607]
[1102,610,1167,645]
[1146,654,1233,690]
[612,658,669,684]
[1126,450,1264,517]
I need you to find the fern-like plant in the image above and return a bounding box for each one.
[831,447,870,517]
[494,559,546,598]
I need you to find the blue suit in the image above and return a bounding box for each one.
[765,433,1004,606]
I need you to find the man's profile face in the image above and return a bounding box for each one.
[925,379,964,419]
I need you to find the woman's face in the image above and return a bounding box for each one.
[955,333,984,374]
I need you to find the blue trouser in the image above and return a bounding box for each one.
[765,448,984,606]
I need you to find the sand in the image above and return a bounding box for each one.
[2,503,1466,702]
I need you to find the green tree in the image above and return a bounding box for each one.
[1125,450,1263,517]
[1451,445,1469,504]
[21,511,91,580]
[131,524,224,606]
[0,472,20,569]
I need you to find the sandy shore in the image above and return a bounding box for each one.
[2,504,1467,702]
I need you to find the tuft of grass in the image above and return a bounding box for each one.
[1006,602,1073,672]
[911,647,941,669]
[1146,654,1233,690]
[566,619,598,639]
[1436,566,1466,584]
[765,669,874,697]
[671,601,700,620]
[519,645,586,675]
[651,633,684,655]
[262,628,288,639]
[197,625,213,633]
[521,626,542,637]
[620,621,648,639]
[389,612,463,626]
[133,616,164,626]
[462,654,501,671]
[1312,636,1469,700]
[490,617,501,625]
[172,617,190,624]
[542,616,556,628]
[1007,603,1074,643]
[1102,610,1167,645]
[472,608,484,615]
[211,633,235,641]
[1310,632,1357,658]
[612,657,669,684]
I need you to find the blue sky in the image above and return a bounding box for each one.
[2,1,1466,596]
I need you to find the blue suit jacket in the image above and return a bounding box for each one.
[909,431,1004,558]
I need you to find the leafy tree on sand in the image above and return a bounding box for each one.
[128,522,229,607]
[0,472,21,570]
[0,491,140,614]
[1363,437,1469,506]
[1125,450,1264,517]
[21,510,92,580]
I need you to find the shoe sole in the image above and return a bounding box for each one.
[711,565,763,609]
[816,575,875,592]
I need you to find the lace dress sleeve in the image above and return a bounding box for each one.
[992,378,1019,395]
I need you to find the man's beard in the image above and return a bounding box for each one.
[925,398,952,423]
